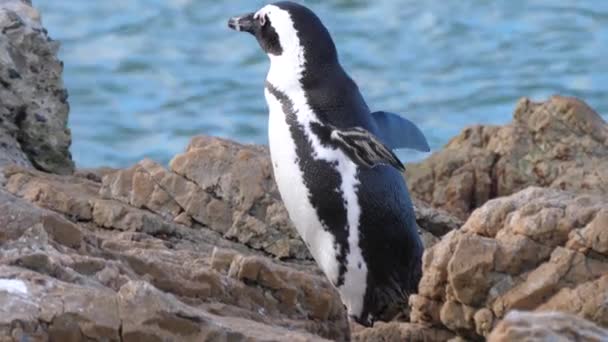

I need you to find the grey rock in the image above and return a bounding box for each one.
[0,0,73,176]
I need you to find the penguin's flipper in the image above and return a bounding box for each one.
[371,111,430,152]
[328,125,405,172]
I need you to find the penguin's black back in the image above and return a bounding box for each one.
[358,167,423,321]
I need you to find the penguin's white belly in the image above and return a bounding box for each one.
[265,89,341,285]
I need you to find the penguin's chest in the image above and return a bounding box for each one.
[265,89,342,283]
[264,86,369,317]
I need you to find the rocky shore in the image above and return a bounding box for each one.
[0,1,607,341]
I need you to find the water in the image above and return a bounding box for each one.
[36,0,608,168]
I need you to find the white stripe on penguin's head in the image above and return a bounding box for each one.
[229,2,339,88]
[256,5,305,71]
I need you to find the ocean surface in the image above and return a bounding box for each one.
[36,0,608,168]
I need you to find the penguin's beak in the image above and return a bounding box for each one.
[228,13,255,34]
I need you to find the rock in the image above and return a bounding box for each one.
[413,198,463,237]
[99,152,308,260]
[3,136,608,341]
[406,96,608,219]
[488,311,608,342]
[96,138,456,260]
[4,165,98,220]
[412,187,608,340]
[0,265,335,342]
[0,266,120,341]
[0,167,351,341]
[0,0,74,176]
[118,280,333,342]
[537,275,608,327]
[353,322,454,342]
[0,127,463,341]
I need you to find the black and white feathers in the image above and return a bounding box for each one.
[310,122,405,172]
[229,1,428,327]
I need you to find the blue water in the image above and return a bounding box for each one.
[36,0,608,168]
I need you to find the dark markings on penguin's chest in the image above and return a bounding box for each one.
[266,81,349,287]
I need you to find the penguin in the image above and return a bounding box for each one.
[228,1,430,326]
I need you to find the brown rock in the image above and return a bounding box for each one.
[99,162,183,222]
[448,235,497,306]
[0,167,350,341]
[0,265,338,342]
[493,247,608,318]
[406,96,608,219]
[474,308,494,337]
[353,322,454,342]
[418,230,463,301]
[9,135,607,341]
[210,247,238,273]
[95,136,453,260]
[538,275,608,327]
[40,215,83,249]
[118,281,331,342]
[409,295,442,325]
[413,198,463,238]
[98,144,310,259]
[412,187,608,339]
[0,266,120,341]
[5,165,98,220]
[567,208,608,256]
[488,311,608,342]
[440,301,477,336]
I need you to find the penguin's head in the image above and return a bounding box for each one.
[228,2,337,67]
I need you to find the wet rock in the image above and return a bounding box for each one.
[488,311,608,342]
[0,0,74,176]
[412,187,608,340]
[406,96,608,219]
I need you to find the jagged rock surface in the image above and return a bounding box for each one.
[0,167,349,341]
[406,96,608,219]
[411,187,608,340]
[353,322,454,342]
[487,311,608,342]
[0,134,459,341]
[97,136,456,261]
[0,0,73,176]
